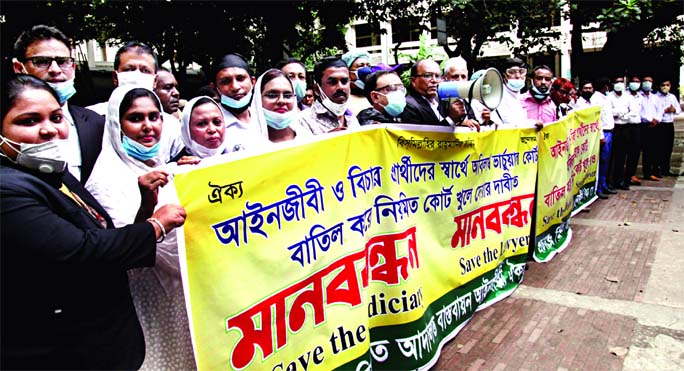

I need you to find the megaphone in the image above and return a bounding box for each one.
[437,68,503,110]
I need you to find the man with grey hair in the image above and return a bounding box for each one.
[442,57,469,82]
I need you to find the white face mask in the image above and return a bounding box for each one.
[116,70,156,90]
[613,82,625,92]
[220,89,253,109]
[0,136,68,173]
[316,84,347,116]
[264,108,297,130]
[190,141,226,158]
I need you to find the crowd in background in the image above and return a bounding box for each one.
[1,24,681,370]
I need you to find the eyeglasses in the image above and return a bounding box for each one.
[505,68,527,77]
[413,73,442,81]
[375,84,406,94]
[25,56,75,69]
[263,92,294,101]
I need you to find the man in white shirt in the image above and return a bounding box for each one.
[654,79,682,177]
[211,53,268,151]
[608,76,635,190]
[470,58,532,128]
[591,78,616,198]
[625,76,644,185]
[639,76,662,180]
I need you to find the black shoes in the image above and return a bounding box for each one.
[663,171,679,177]
[616,182,630,191]
[604,188,618,194]
[597,192,609,199]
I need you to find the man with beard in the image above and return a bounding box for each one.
[401,59,447,126]
[12,25,104,184]
[341,50,372,115]
[211,53,267,151]
[520,65,556,127]
[300,57,360,135]
[154,67,182,120]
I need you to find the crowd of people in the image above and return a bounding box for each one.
[1,24,681,370]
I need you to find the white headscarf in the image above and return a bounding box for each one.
[102,85,167,173]
[250,69,310,141]
[87,85,183,294]
[87,85,171,227]
[180,96,227,158]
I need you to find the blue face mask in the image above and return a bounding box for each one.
[122,135,160,161]
[628,82,640,91]
[220,89,253,109]
[263,108,297,130]
[46,79,76,104]
[380,91,406,117]
[641,81,652,91]
[506,79,525,92]
[293,80,307,101]
[353,80,365,90]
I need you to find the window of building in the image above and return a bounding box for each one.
[391,16,437,43]
[355,22,381,48]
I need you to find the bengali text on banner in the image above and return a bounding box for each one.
[174,124,539,370]
[534,106,601,262]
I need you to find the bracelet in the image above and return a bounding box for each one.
[147,217,166,243]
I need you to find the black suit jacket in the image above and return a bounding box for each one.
[400,90,449,126]
[0,160,156,370]
[70,105,104,185]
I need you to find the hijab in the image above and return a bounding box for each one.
[250,69,310,141]
[103,85,166,174]
[180,96,227,158]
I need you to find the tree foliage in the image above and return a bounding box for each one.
[358,0,564,71]
[1,0,355,83]
[566,0,684,79]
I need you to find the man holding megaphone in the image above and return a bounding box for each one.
[436,67,504,130]
[401,59,449,126]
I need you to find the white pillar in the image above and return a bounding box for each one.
[560,1,573,78]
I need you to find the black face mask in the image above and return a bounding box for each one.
[580,92,593,101]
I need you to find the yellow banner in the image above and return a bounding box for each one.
[534,107,601,262]
[174,125,538,370]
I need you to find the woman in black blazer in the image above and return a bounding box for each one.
[0,74,186,370]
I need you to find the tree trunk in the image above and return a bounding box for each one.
[569,1,585,81]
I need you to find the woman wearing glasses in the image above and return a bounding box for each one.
[358,70,407,125]
[251,69,311,143]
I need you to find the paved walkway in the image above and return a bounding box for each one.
[434,117,684,371]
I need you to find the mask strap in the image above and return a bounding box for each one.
[0,135,20,162]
